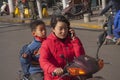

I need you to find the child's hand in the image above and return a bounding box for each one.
[22,53,28,58]
[33,50,39,55]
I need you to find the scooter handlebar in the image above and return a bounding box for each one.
[52,72,57,76]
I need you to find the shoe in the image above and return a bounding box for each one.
[116,38,120,45]
[22,74,30,80]
[103,37,116,45]
[106,35,113,40]
[112,37,117,42]
[22,76,29,80]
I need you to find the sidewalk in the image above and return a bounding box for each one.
[0,10,104,30]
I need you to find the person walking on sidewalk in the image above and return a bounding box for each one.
[99,0,120,41]
[17,0,24,20]
[28,0,38,20]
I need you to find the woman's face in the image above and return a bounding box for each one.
[52,21,69,39]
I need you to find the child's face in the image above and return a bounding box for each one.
[52,21,69,39]
[32,24,46,38]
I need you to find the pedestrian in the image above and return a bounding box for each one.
[20,20,46,80]
[41,0,48,17]
[99,0,120,40]
[17,0,24,20]
[113,10,120,45]
[39,15,85,80]
[28,0,38,20]
[83,0,92,15]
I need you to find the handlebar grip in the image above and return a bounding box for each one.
[52,72,57,76]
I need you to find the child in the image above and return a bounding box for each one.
[20,20,46,80]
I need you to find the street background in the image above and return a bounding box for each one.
[0,0,120,80]
[0,23,120,80]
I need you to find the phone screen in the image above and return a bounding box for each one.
[68,28,71,36]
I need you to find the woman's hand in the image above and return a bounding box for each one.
[53,68,63,76]
[69,28,76,40]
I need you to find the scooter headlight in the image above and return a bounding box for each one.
[67,67,86,76]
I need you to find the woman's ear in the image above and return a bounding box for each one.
[52,28,55,32]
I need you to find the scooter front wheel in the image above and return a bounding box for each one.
[75,76,87,80]
[87,76,105,80]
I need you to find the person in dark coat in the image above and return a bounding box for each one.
[99,0,120,40]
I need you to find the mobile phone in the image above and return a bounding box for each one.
[68,29,73,38]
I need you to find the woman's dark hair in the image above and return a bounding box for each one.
[30,20,45,31]
[50,15,70,29]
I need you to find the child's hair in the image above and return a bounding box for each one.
[50,15,70,29]
[30,20,45,32]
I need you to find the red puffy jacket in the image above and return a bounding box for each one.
[39,33,85,80]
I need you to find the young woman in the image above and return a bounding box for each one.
[39,15,85,80]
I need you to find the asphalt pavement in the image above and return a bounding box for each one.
[0,9,104,30]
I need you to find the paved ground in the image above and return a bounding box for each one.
[0,9,105,30]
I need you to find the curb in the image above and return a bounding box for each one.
[0,17,23,23]
[71,22,102,30]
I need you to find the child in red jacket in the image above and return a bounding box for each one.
[39,15,85,80]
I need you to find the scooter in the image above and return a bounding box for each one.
[52,37,105,80]
[52,2,63,16]
[52,1,86,20]
[62,3,86,19]
[18,34,105,80]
